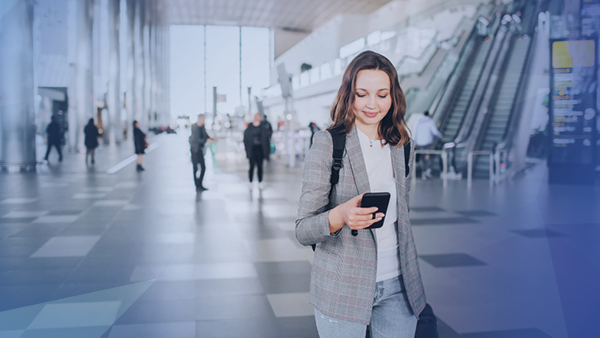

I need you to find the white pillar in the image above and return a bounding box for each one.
[108,0,121,144]
[0,0,36,169]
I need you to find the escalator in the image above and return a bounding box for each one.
[471,1,540,178]
[439,37,493,141]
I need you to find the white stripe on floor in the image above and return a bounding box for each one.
[106,143,159,174]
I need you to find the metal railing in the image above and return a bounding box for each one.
[467,150,494,188]
[412,149,448,187]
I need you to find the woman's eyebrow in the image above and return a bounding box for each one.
[355,87,390,91]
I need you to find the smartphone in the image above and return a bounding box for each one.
[360,192,391,229]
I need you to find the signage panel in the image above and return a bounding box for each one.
[549,38,598,184]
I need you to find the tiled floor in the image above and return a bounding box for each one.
[0,131,598,337]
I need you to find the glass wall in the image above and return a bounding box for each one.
[170,25,271,121]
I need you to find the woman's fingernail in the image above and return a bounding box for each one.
[377,217,383,220]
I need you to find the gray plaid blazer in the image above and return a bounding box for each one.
[296,126,426,325]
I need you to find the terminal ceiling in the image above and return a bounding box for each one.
[161,0,393,31]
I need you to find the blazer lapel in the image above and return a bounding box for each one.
[346,126,371,195]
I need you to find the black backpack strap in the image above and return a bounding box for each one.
[328,126,346,185]
[312,126,346,252]
[404,140,411,178]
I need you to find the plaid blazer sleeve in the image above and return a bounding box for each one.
[295,130,337,246]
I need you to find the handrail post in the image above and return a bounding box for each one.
[441,151,448,188]
[467,151,473,189]
[489,153,494,188]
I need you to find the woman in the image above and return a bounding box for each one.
[295,51,426,337]
[243,113,272,191]
[84,118,99,164]
[133,120,147,171]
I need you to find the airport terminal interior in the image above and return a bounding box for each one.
[1,0,599,337]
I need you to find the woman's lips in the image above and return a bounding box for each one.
[363,111,378,118]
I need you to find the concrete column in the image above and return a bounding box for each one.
[125,0,135,139]
[134,0,144,129]
[107,0,121,144]
[71,0,94,153]
[0,0,36,170]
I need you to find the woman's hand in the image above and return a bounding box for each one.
[328,193,385,234]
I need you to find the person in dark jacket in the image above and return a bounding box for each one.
[308,122,321,148]
[133,120,147,171]
[84,118,99,164]
[44,115,63,162]
[243,113,272,190]
[189,114,216,191]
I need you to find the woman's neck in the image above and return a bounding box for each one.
[355,122,379,140]
[253,121,261,126]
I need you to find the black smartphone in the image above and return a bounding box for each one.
[360,192,391,229]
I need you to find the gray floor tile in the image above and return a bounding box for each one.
[461,328,553,338]
[454,210,497,217]
[277,316,319,338]
[195,317,282,338]
[30,236,101,258]
[114,300,196,324]
[195,294,275,321]
[419,253,487,268]
[511,229,565,238]
[194,278,264,297]
[254,261,311,294]
[109,321,196,338]
[411,217,479,225]
[267,293,313,317]
[411,206,446,212]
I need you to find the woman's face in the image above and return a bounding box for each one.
[352,69,392,131]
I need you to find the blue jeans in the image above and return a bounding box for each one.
[314,276,417,338]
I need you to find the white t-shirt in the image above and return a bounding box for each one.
[356,128,400,282]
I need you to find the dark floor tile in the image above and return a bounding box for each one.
[411,206,446,212]
[20,326,109,338]
[0,257,28,270]
[194,278,264,297]
[277,316,319,338]
[195,294,275,321]
[411,218,479,226]
[454,210,497,217]
[0,217,37,223]
[254,261,311,294]
[21,257,82,270]
[0,269,72,286]
[114,299,196,324]
[64,265,135,284]
[419,253,486,268]
[48,210,85,215]
[461,328,553,338]
[0,285,61,312]
[437,318,464,338]
[511,229,565,238]
[53,283,132,299]
[196,317,282,338]
[137,280,197,302]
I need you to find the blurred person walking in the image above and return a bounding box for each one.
[44,115,63,162]
[133,120,147,171]
[244,113,272,190]
[412,111,443,180]
[296,51,425,338]
[308,122,321,148]
[189,114,216,191]
[84,118,99,164]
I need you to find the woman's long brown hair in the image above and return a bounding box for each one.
[329,50,410,147]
